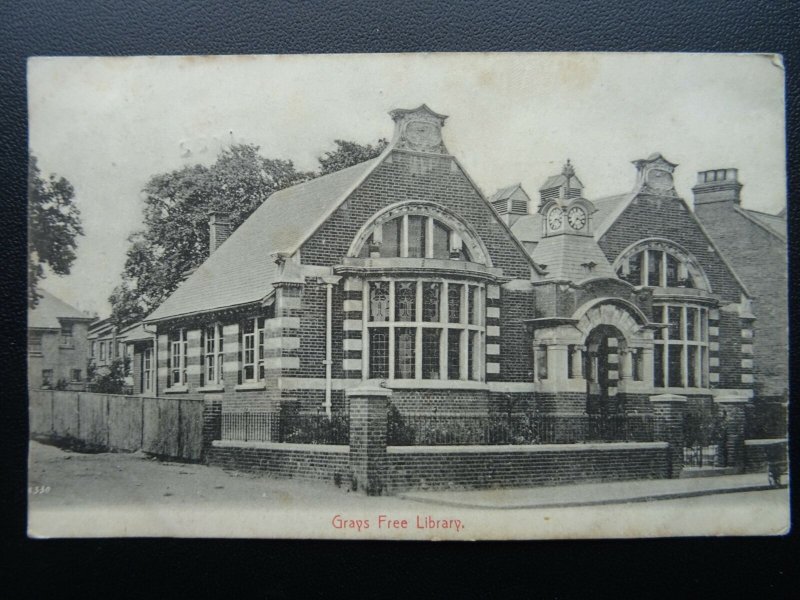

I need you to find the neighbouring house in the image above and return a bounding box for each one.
[28,289,95,390]
[692,169,788,401]
[120,321,156,395]
[121,105,772,492]
[87,317,138,392]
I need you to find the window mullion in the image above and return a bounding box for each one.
[642,250,649,286]
[681,306,688,387]
[661,251,668,287]
[388,282,396,379]
[401,215,409,258]
[425,217,434,258]
[415,281,423,378]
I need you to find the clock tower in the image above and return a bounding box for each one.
[539,160,596,238]
[632,153,678,196]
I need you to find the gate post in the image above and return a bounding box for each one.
[347,383,391,496]
[201,394,223,462]
[650,393,687,478]
[715,395,750,472]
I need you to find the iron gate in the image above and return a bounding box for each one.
[683,410,727,468]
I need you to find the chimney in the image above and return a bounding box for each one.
[209,211,232,254]
[692,168,742,207]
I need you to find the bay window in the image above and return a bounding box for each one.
[365,278,485,382]
[652,304,709,389]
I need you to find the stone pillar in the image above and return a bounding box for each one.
[547,344,569,382]
[201,394,223,462]
[570,345,585,379]
[347,384,392,496]
[620,348,633,381]
[715,396,750,472]
[650,393,687,478]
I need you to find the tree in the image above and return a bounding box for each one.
[317,138,388,175]
[87,356,130,394]
[28,154,84,307]
[109,145,312,327]
[110,139,390,327]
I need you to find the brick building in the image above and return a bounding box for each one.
[134,105,765,485]
[692,169,787,400]
[28,289,95,390]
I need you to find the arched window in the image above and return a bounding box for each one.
[614,239,710,291]
[357,213,472,261]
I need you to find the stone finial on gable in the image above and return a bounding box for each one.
[271,252,305,286]
[632,152,678,197]
[389,104,449,154]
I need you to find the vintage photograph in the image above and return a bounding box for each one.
[27,53,788,539]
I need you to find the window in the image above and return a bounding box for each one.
[535,345,548,380]
[99,342,106,361]
[91,341,96,358]
[365,279,485,381]
[142,348,153,393]
[653,304,709,389]
[359,214,472,261]
[239,317,266,383]
[28,332,43,354]
[60,323,73,347]
[42,369,53,387]
[616,242,705,290]
[71,369,81,382]
[168,329,187,388]
[202,324,225,386]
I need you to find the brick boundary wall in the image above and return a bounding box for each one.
[743,438,788,474]
[208,441,351,485]
[383,442,670,493]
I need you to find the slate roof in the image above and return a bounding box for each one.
[510,212,543,244]
[119,321,153,342]
[488,183,522,204]
[739,207,786,240]
[530,234,616,282]
[538,173,584,191]
[146,158,380,322]
[29,289,95,329]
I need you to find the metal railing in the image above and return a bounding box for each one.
[387,412,655,446]
[221,412,349,445]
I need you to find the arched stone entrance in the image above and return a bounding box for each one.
[584,324,626,414]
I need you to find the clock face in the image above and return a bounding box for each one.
[567,207,587,230]
[647,168,673,191]
[547,207,564,231]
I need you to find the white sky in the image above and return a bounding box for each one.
[28,53,786,316]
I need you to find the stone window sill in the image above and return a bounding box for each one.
[385,379,486,391]
[235,382,266,391]
[164,386,189,394]
[198,385,225,393]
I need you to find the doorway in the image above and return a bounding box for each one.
[584,325,625,415]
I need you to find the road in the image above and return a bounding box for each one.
[27,440,790,540]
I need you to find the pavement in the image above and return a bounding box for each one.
[397,473,786,510]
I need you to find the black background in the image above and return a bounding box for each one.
[1,1,797,596]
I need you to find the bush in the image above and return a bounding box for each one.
[87,356,130,394]
[386,403,416,445]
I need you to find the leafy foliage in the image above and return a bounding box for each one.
[28,154,84,307]
[109,145,312,326]
[110,139,387,327]
[318,138,388,175]
[87,356,130,395]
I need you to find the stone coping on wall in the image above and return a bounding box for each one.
[211,440,350,453]
[387,441,669,454]
[744,438,788,446]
